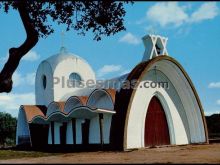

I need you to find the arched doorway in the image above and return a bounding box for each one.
[145,96,170,147]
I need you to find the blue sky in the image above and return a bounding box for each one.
[0,2,219,117]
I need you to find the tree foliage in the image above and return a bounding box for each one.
[206,114,220,139]
[0,1,132,93]
[0,112,17,146]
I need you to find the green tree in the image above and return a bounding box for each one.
[0,112,17,146]
[0,1,132,93]
[206,114,220,139]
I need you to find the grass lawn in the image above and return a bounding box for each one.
[0,149,58,160]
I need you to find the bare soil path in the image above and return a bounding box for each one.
[0,144,220,164]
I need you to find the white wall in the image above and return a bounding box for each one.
[16,108,31,145]
[124,59,206,149]
[125,70,188,149]
[35,61,54,106]
[54,122,62,144]
[157,60,206,143]
[76,119,83,144]
[35,52,96,106]
[103,114,113,144]
[89,116,100,144]
[53,56,96,102]
[66,121,73,144]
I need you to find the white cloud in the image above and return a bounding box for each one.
[0,56,7,63]
[145,25,158,35]
[13,71,36,87]
[0,50,40,64]
[119,33,141,45]
[176,26,191,36]
[204,110,220,116]
[146,2,188,27]
[22,51,40,61]
[0,56,8,71]
[97,65,131,80]
[119,69,131,76]
[0,92,35,117]
[142,2,219,29]
[13,72,23,87]
[182,3,192,11]
[25,73,36,86]
[97,65,122,78]
[208,82,220,88]
[189,2,219,23]
[217,100,220,105]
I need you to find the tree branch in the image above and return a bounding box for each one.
[0,1,39,93]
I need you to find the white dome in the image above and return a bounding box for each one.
[35,47,96,106]
[45,47,91,71]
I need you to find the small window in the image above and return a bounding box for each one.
[69,73,82,87]
[69,73,82,81]
[42,75,47,89]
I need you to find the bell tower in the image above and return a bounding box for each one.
[142,34,168,61]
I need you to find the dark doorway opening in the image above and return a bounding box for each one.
[60,123,67,145]
[82,119,90,145]
[29,123,49,148]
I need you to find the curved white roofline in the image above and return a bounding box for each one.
[46,101,64,117]
[87,88,115,110]
[45,47,92,71]
[64,96,83,113]
[29,106,115,124]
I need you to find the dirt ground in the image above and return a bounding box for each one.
[0,143,220,164]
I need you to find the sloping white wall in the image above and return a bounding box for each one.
[125,59,206,149]
[35,61,54,106]
[16,108,31,145]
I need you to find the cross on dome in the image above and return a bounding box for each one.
[60,30,68,55]
[61,30,65,48]
[60,46,67,54]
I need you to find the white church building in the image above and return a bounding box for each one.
[16,34,208,150]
